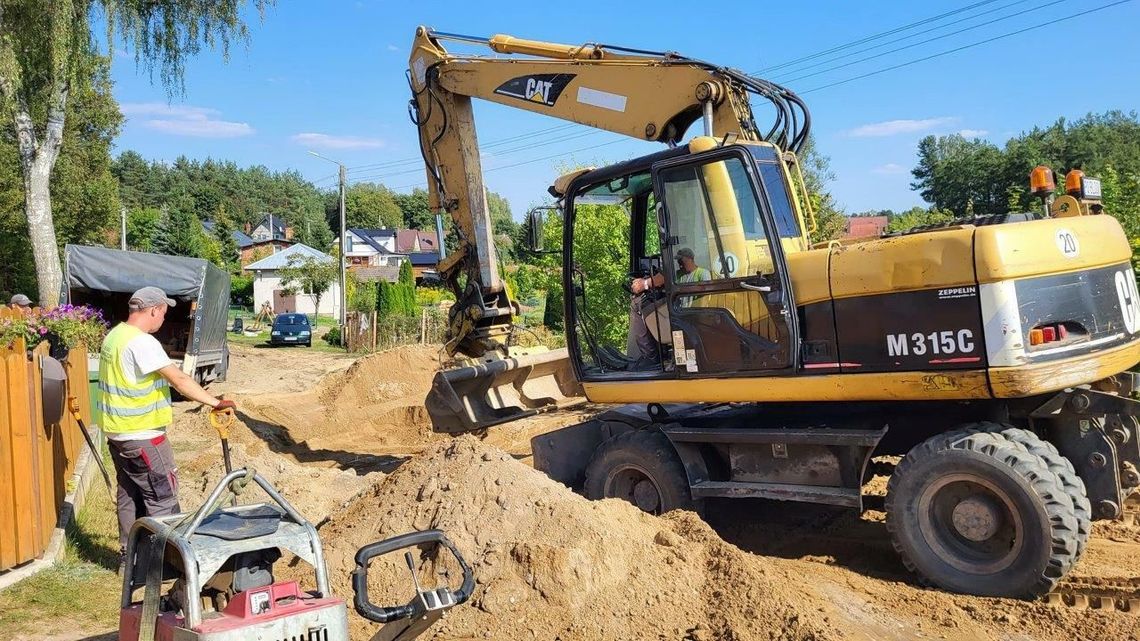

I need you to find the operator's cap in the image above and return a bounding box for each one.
[128,286,176,311]
[676,247,695,260]
[9,294,32,307]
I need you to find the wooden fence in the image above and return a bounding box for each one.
[344,308,447,353]
[0,316,92,572]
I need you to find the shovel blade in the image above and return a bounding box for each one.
[425,348,584,434]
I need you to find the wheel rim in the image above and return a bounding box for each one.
[917,473,1024,574]
[604,464,663,514]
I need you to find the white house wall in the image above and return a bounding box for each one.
[252,271,342,317]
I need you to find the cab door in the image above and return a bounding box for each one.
[651,147,799,376]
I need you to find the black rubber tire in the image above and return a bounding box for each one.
[933,422,1091,560]
[886,428,1081,598]
[994,426,1091,559]
[583,429,703,515]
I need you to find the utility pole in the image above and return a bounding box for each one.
[309,151,349,334]
[120,206,127,250]
[338,163,347,328]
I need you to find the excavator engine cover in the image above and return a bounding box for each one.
[426,348,585,433]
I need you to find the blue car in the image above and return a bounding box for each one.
[269,313,312,347]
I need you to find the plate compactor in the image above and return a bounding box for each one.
[118,467,474,641]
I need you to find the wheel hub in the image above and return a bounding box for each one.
[606,465,665,514]
[632,479,661,512]
[917,473,1023,574]
[951,495,1003,541]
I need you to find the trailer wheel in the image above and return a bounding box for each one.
[583,429,702,515]
[886,429,1081,598]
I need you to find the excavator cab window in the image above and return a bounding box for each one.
[566,173,645,377]
[651,147,799,375]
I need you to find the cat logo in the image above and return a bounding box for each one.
[526,78,553,103]
[493,73,575,107]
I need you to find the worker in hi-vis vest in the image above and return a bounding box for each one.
[99,286,235,559]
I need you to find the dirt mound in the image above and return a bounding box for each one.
[320,437,841,641]
[177,437,382,523]
[317,438,1140,641]
[317,344,442,409]
[237,344,446,458]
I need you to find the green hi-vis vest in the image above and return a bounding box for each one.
[98,323,172,435]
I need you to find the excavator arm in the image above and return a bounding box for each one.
[407,26,810,358]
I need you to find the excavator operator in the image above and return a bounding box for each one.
[628,247,711,367]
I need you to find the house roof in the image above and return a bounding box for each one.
[408,251,440,266]
[352,265,401,283]
[347,228,401,254]
[255,214,287,235]
[244,243,333,270]
[396,229,438,253]
[844,216,890,238]
[202,221,257,248]
[246,238,294,248]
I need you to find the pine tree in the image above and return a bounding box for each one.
[212,204,240,269]
[154,207,204,258]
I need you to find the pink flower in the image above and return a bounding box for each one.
[38,327,48,335]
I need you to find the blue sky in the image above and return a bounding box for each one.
[109,0,1140,219]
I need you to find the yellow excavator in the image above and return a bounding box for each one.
[408,26,1140,599]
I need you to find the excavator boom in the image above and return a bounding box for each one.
[409,26,811,432]
[408,26,809,358]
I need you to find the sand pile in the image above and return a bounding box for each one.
[177,436,382,523]
[239,345,445,457]
[319,436,842,641]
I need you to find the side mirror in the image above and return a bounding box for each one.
[524,206,560,254]
[525,208,546,252]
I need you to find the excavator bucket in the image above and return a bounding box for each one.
[425,347,586,434]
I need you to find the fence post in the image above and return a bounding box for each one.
[420,308,427,344]
[371,312,377,351]
[0,339,20,569]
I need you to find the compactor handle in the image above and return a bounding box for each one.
[351,529,475,623]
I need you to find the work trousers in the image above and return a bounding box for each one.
[108,434,181,551]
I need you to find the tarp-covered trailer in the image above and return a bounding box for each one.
[63,244,230,386]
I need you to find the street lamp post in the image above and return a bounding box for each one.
[308,151,348,334]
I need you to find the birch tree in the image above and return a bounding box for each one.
[0,0,270,305]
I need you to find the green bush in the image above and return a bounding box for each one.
[230,274,254,306]
[349,276,377,313]
[323,325,342,346]
[415,286,454,307]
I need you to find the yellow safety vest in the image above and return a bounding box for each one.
[98,323,172,435]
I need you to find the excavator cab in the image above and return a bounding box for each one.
[563,139,802,382]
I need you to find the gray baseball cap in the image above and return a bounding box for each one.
[9,294,32,306]
[128,286,176,311]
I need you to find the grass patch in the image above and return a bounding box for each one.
[0,461,121,636]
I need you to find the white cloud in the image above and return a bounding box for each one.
[958,129,989,138]
[387,44,399,52]
[848,117,958,137]
[121,102,254,138]
[873,163,907,175]
[291,132,385,150]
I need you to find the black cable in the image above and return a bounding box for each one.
[779,0,1068,85]
[800,0,1134,94]
[756,0,1003,73]
[769,0,1036,79]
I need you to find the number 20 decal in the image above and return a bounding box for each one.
[1115,269,1140,334]
[887,330,975,357]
